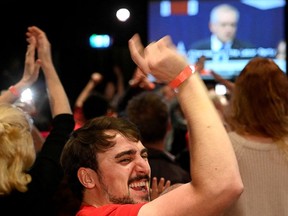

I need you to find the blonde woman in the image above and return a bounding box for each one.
[0,26,74,215]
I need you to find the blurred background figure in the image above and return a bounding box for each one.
[276,40,286,60]
[73,72,118,130]
[126,91,191,186]
[220,57,288,216]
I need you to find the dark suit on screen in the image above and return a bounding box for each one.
[190,38,255,50]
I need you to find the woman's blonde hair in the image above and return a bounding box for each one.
[0,103,35,195]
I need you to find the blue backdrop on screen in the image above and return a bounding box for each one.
[148,0,286,80]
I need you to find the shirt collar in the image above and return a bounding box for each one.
[211,35,232,51]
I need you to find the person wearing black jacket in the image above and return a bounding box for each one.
[126,91,191,185]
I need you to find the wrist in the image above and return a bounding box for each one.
[8,85,21,97]
[168,65,196,91]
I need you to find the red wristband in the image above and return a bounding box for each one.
[9,85,21,97]
[168,65,195,89]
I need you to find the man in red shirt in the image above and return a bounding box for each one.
[60,34,244,216]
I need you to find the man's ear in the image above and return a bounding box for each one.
[77,167,98,189]
[209,22,214,33]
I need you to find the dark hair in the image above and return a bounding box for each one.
[60,116,141,200]
[82,92,110,120]
[126,91,169,143]
[227,57,288,139]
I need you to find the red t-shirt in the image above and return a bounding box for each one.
[73,106,85,130]
[76,203,147,216]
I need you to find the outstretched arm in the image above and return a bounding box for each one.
[75,72,103,108]
[25,26,75,198]
[26,26,72,117]
[129,34,243,216]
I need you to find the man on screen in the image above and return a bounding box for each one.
[189,4,255,61]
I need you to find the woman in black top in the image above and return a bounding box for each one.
[0,26,74,215]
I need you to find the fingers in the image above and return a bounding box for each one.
[128,34,150,74]
[139,77,155,90]
[157,35,175,50]
[27,26,43,37]
[195,56,206,71]
[164,179,171,189]
[151,177,158,193]
[26,26,52,67]
[27,26,50,49]
[128,67,144,86]
[150,177,171,200]
[22,34,40,85]
[129,67,156,90]
[150,177,159,201]
[26,26,41,43]
[129,33,182,85]
[25,36,37,67]
[157,177,166,191]
[158,177,171,192]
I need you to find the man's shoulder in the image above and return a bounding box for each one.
[148,149,191,183]
[232,39,255,49]
[190,38,211,50]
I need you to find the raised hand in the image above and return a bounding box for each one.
[150,177,171,201]
[129,67,155,90]
[21,35,40,86]
[0,32,40,104]
[26,26,53,69]
[129,34,187,84]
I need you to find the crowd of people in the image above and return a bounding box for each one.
[0,14,287,216]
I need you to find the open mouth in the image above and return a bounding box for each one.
[129,181,149,192]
